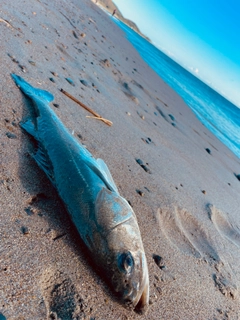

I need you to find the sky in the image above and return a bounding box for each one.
[113,0,240,107]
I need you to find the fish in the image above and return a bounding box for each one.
[11,74,149,312]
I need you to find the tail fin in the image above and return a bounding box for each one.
[11,74,54,103]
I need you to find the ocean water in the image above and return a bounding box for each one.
[112,18,240,159]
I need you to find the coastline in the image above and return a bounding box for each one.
[1,0,240,319]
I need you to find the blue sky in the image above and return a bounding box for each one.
[113,0,240,107]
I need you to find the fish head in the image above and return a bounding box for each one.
[111,248,149,313]
[94,188,149,312]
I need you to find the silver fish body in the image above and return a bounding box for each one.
[12,74,149,311]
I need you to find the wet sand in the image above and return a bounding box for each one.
[1,0,240,319]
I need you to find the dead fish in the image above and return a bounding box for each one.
[11,74,149,312]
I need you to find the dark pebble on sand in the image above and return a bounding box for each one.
[21,226,29,234]
[136,158,144,165]
[18,64,27,72]
[53,103,59,108]
[142,165,151,173]
[6,132,17,139]
[72,30,79,39]
[80,79,89,87]
[153,254,165,269]
[136,189,144,196]
[25,207,34,216]
[205,148,211,154]
[51,71,58,77]
[135,158,152,173]
[102,58,111,67]
[49,77,55,83]
[65,78,75,86]
[7,53,19,63]
[168,114,175,121]
[202,190,206,194]
[28,60,36,66]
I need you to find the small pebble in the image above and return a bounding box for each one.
[28,60,36,66]
[53,103,59,108]
[24,207,34,216]
[72,30,79,39]
[18,64,27,72]
[153,254,165,269]
[126,112,131,116]
[136,158,144,166]
[136,190,144,197]
[202,190,206,194]
[80,32,86,37]
[65,78,75,86]
[6,132,17,139]
[205,148,211,154]
[168,114,175,121]
[102,59,111,67]
[49,77,55,83]
[51,71,58,77]
[80,79,89,87]
[21,226,29,235]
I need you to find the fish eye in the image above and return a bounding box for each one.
[118,251,134,274]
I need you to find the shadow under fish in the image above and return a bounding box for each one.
[11,74,149,313]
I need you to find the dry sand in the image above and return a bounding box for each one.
[1,0,240,319]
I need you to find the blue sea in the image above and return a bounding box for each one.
[112,18,240,159]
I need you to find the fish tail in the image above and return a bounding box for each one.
[11,74,54,103]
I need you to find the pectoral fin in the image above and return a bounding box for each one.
[20,119,38,138]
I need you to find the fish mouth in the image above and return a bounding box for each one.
[133,280,149,314]
[123,277,149,313]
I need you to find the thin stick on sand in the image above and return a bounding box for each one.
[0,18,13,28]
[60,88,112,126]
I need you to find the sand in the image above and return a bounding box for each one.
[1,0,240,319]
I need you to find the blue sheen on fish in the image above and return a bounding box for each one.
[11,74,149,312]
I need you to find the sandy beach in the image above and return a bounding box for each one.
[1,0,240,319]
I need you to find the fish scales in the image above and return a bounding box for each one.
[11,74,149,312]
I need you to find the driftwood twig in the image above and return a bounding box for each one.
[0,18,13,28]
[60,88,112,126]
